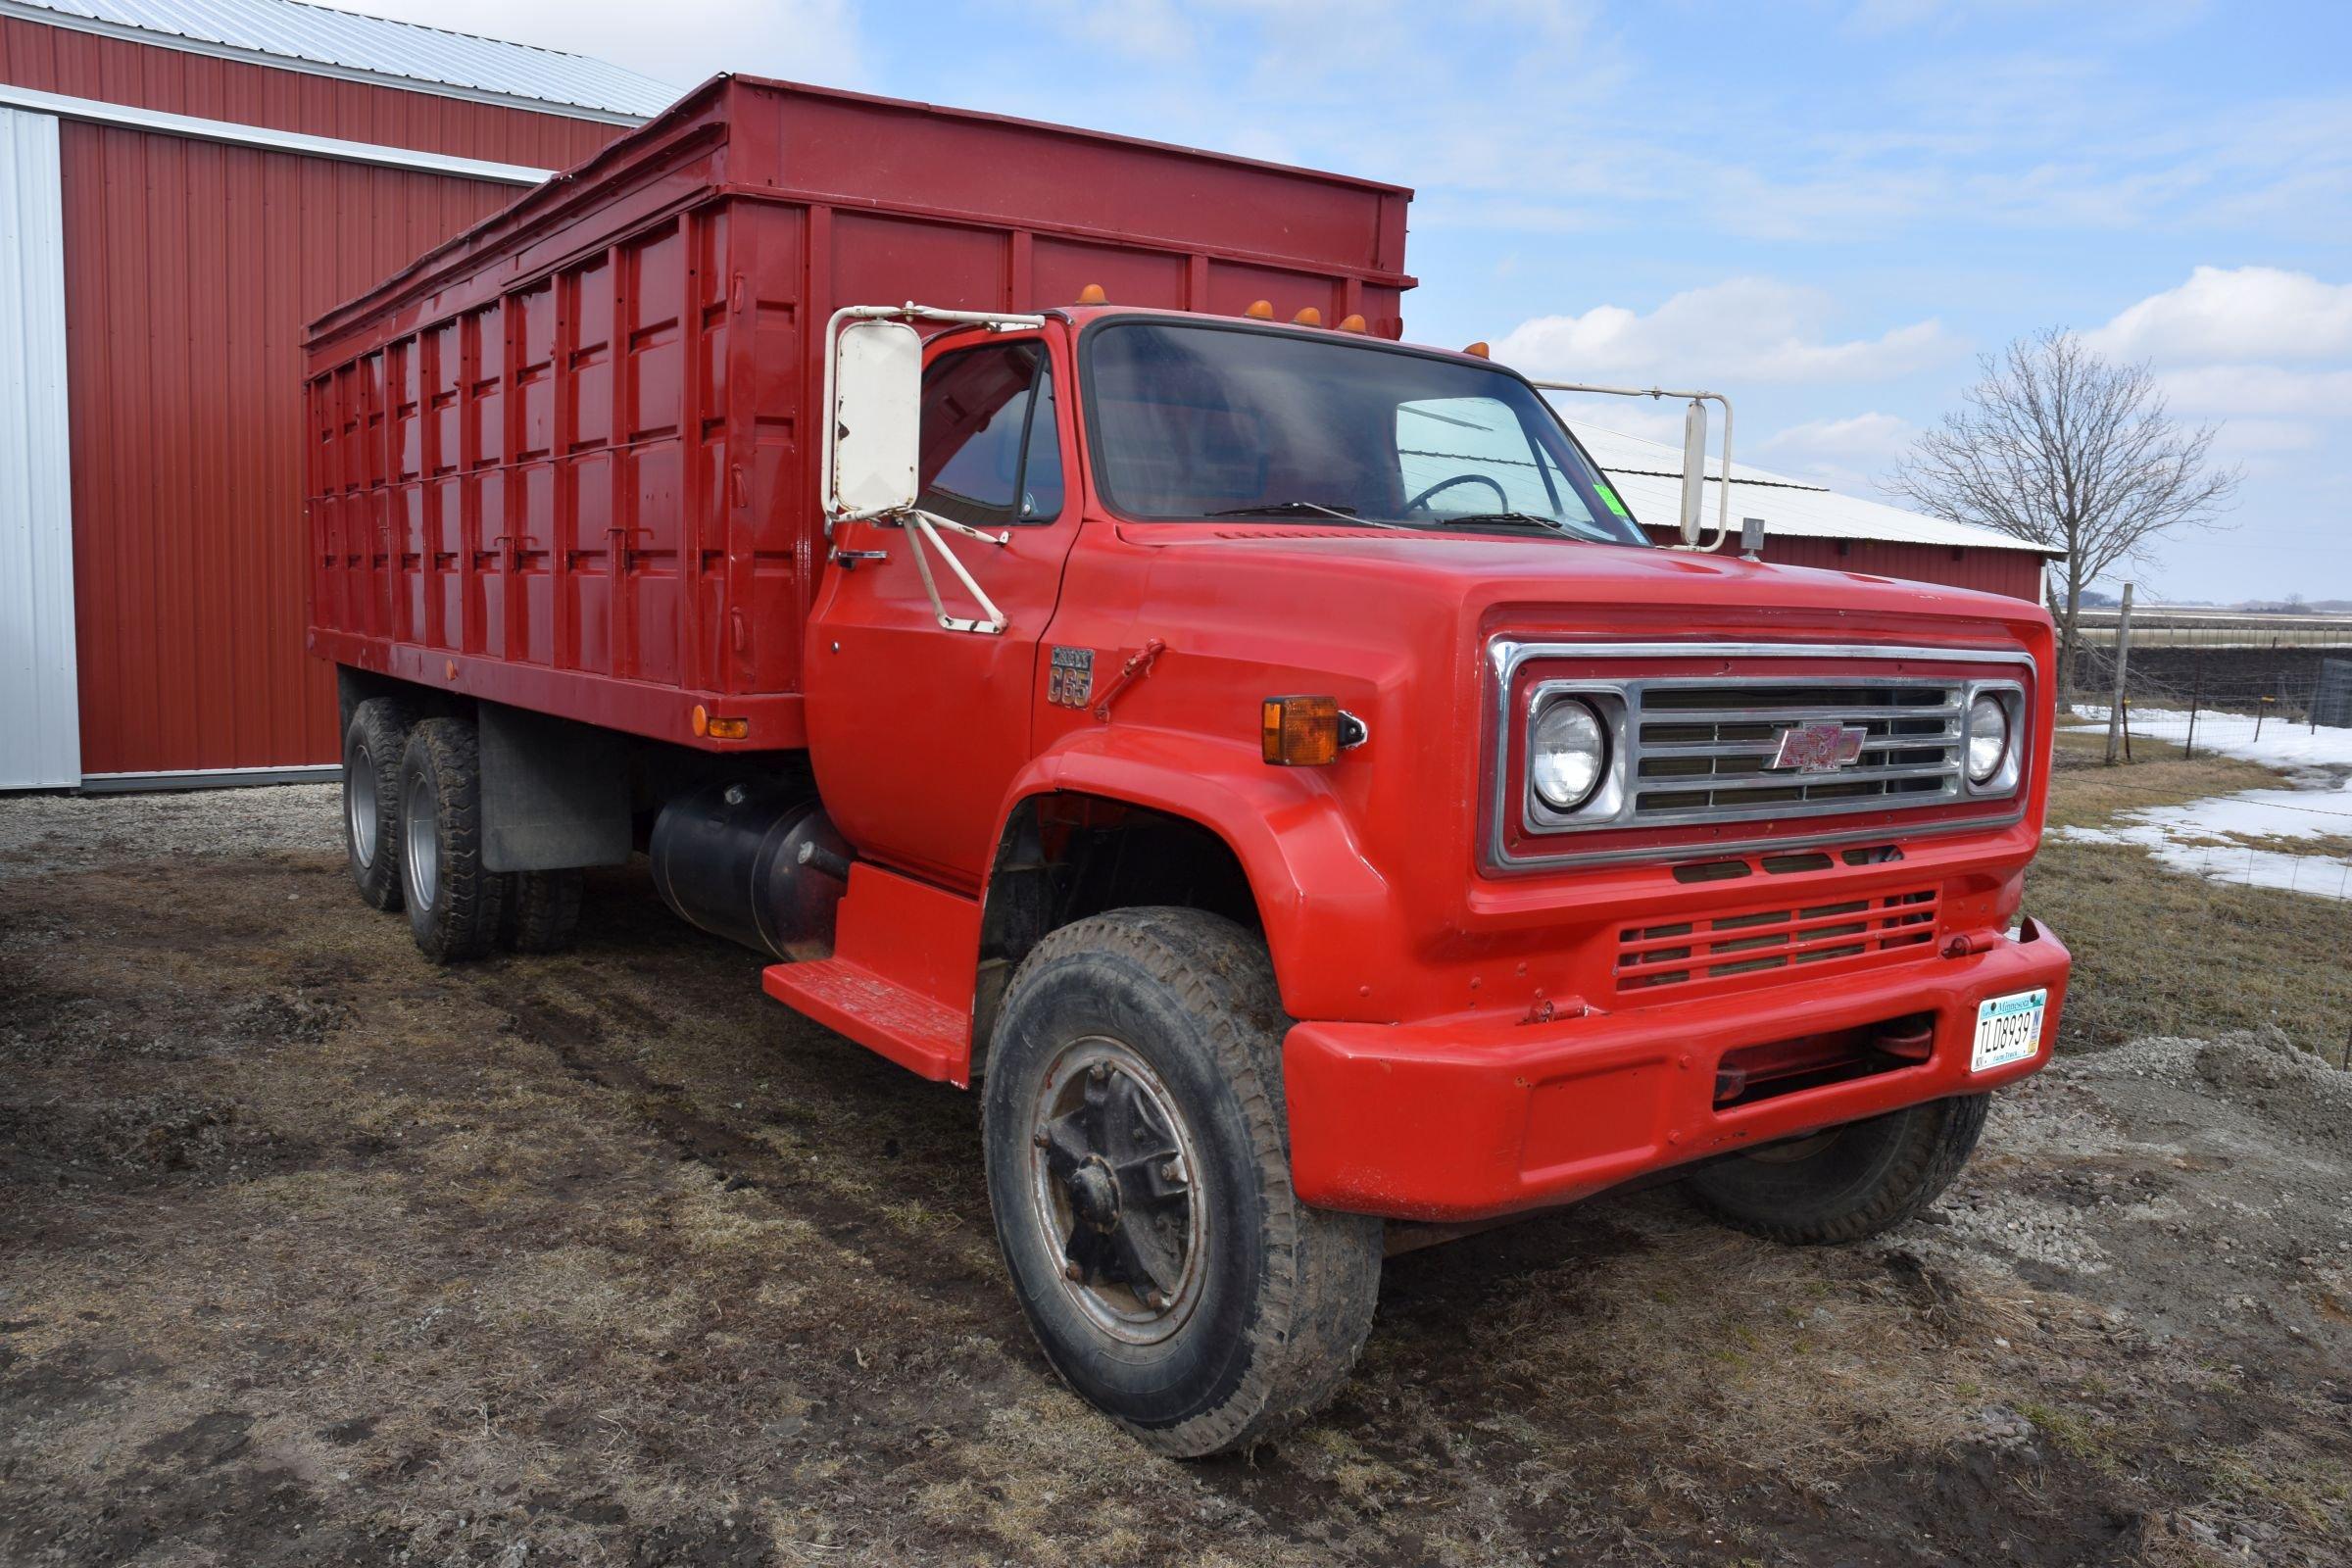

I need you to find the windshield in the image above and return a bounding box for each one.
[1082,319,1647,544]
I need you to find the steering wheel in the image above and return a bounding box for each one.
[1403,472,1510,514]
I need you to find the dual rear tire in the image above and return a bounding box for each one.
[340,700,583,960]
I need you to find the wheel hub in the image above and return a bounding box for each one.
[347,746,376,868]
[1029,1039,1205,1344]
[403,769,439,909]
[1068,1156,1122,1231]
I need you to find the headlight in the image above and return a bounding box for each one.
[1532,699,1607,810]
[1965,694,2011,784]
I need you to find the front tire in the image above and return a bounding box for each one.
[398,718,509,963]
[342,698,414,911]
[981,908,1383,1457]
[1684,1093,1989,1245]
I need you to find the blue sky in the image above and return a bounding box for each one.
[364,0,2352,604]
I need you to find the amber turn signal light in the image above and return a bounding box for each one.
[693,705,750,740]
[1261,695,1341,766]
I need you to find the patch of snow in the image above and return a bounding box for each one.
[2050,749,2352,899]
[2064,705,2352,770]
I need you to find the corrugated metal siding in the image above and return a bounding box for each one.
[1640,525,2048,602]
[60,118,517,773]
[0,15,623,169]
[6,0,677,117]
[1,105,78,787]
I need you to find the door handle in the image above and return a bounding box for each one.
[829,547,889,569]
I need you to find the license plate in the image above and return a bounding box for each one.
[1971,988,2046,1072]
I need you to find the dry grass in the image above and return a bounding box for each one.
[2043,729,2280,829]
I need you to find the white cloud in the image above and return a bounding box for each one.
[1756,412,1915,463]
[1494,279,1963,387]
[1752,413,1917,492]
[2087,266,2352,365]
[2153,365,2352,417]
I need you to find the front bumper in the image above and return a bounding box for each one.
[1283,919,2071,1221]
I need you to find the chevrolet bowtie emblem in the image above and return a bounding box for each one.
[1770,721,1868,773]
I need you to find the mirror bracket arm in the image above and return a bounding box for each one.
[1529,379,1735,553]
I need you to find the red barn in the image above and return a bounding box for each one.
[0,0,675,790]
[1568,420,2061,604]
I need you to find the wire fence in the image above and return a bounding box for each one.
[2070,646,2348,766]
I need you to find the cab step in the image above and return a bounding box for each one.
[759,860,982,1086]
[762,958,966,1082]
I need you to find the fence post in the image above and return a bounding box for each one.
[2104,582,2134,765]
[2184,652,2201,760]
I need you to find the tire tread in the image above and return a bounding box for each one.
[401,718,509,964]
[1688,1093,1989,1245]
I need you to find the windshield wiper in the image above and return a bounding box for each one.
[1203,501,1406,530]
[1438,511,1605,540]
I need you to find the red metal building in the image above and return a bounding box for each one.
[1568,422,2058,604]
[0,0,675,788]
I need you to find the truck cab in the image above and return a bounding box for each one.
[784,299,2068,1449]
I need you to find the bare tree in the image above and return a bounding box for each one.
[1888,328,2237,698]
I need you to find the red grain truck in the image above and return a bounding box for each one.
[306,75,2071,1455]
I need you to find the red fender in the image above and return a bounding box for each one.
[995,724,1401,1022]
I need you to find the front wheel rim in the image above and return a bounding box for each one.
[347,746,377,869]
[403,769,439,910]
[1027,1036,1208,1346]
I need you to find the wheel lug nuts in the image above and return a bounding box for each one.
[1089,1063,1108,1083]
[1160,1160,1180,1181]
[1033,1133,1049,1149]
[1063,1261,1083,1282]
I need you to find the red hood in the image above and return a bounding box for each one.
[1116,522,2051,647]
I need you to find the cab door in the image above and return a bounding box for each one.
[803,330,1079,891]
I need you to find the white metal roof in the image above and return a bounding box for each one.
[1,0,680,122]
[1564,417,2067,558]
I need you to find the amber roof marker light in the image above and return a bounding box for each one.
[1076,282,1108,305]
[1338,313,1367,333]
[1244,299,1275,319]
[1293,306,1322,326]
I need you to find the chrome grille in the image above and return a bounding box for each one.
[1628,680,1963,825]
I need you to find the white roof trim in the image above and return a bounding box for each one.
[0,80,551,182]
[0,0,658,125]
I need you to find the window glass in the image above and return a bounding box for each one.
[917,343,1061,527]
[1396,397,1563,517]
[1083,321,1642,544]
[1022,362,1064,520]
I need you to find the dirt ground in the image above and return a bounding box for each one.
[3,785,2349,1567]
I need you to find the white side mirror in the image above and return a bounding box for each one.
[1678,398,1710,545]
[828,318,922,518]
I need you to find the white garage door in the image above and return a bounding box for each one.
[1,105,79,790]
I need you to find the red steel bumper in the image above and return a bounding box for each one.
[1283,920,2071,1222]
